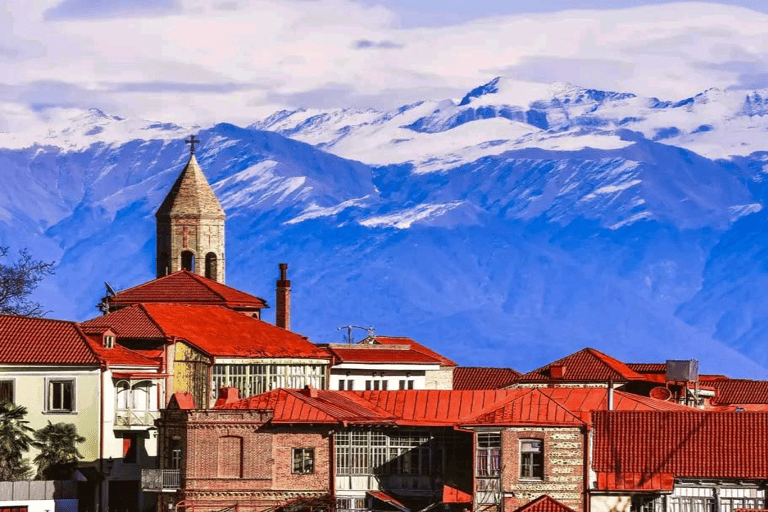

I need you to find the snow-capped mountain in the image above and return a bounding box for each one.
[3,77,768,378]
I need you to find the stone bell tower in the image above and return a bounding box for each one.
[155,135,226,283]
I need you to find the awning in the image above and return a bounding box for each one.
[367,491,410,512]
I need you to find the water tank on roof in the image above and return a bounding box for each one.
[665,359,698,382]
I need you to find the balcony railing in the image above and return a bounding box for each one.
[141,469,181,492]
[115,409,160,428]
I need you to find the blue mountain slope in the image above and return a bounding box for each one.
[3,81,768,377]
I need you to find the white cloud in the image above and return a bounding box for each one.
[3,1,768,131]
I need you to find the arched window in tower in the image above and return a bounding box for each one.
[160,252,170,276]
[181,251,195,272]
[205,253,218,280]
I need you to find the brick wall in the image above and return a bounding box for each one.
[500,427,585,512]
[158,409,331,512]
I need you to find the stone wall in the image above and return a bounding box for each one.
[425,367,454,390]
[501,427,586,512]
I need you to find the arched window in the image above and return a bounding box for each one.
[205,253,217,279]
[159,252,170,276]
[218,436,243,478]
[181,251,195,272]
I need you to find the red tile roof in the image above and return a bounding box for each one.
[106,270,267,310]
[626,363,667,373]
[373,336,457,367]
[81,306,165,339]
[700,379,768,405]
[0,315,98,365]
[593,411,768,488]
[518,348,644,383]
[453,367,520,389]
[323,345,443,365]
[83,335,162,368]
[514,495,578,512]
[85,304,328,359]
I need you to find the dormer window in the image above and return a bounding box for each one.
[104,335,115,348]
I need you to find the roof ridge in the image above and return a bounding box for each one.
[185,271,230,302]
[72,323,102,365]
[0,314,79,325]
[137,303,172,339]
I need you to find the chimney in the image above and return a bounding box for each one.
[276,263,291,330]
[550,364,566,379]
[214,387,240,408]
[303,385,318,398]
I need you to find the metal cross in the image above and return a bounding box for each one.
[185,135,200,155]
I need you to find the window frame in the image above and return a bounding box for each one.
[292,447,315,474]
[0,378,15,404]
[519,438,544,480]
[45,377,76,413]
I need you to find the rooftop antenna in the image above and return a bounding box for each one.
[337,325,376,344]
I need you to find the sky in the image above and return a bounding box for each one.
[3,0,768,131]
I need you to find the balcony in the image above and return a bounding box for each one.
[141,469,180,492]
[115,409,160,429]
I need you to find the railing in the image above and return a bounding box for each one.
[115,409,160,428]
[141,469,181,492]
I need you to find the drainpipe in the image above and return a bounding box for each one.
[329,429,336,506]
[583,424,591,512]
[607,380,614,411]
[99,363,107,512]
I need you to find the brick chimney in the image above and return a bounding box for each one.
[214,387,240,408]
[276,263,291,330]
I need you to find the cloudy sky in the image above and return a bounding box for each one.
[3,0,768,130]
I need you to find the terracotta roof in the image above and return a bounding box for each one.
[324,345,443,365]
[0,315,98,365]
[463,389,585,426]
[83,335,162,368]
[84,304,327,359]
[518,348,644,383]
[156,154,225,219]
[106,270,267,310]
[218,388,395,425]
[593,411,768,488]
[514,495,578,512]
[81,306,166,339]
[627,363,667,373]
[372,336,457,367]
[453,367,520,389]
[700,379,768,405]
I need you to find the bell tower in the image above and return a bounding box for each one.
[156,135,226,283]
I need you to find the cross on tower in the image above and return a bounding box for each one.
[185,134,200,155]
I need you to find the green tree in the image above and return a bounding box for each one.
[0,247,55,317]
[0,401,34,481]
[32,422,85,480]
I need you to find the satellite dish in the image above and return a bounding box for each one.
[104,282,116,296]
[650,386,673,401]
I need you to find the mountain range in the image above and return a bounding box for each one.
[2,76,768,378]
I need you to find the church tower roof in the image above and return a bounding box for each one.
[156,153,225,220]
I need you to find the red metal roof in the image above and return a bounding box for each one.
[453,367,520,390]
[170,392,195,410]
[540,388,693,416]
[0,315,98,365]
[107,270,267,310]
[324,345,443,365]
[442,485,472,504]
[367,491,409,512]
[463,389,585,426]
[373,336,457,367]
[85,304,328,359]
[518,348,644,383]
[593,411,768,487]
[701,379,768,405]
[218,387,396,425]
[513,495,578,512]
[352,389,520,426]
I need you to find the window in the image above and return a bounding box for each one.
[46,379,75,412]
[205,253,217,279]
[338,380,345,391]
[365,380,371,390]
[181,250,195,272]
[408,380,414,390]
[0,380,13,403]
[212,363,326,399]
[476,433,501,477]
[347,380,354,390]
[170,438,182,470]
[399,380,414,390]
[292,447,314,474]
[104,335,115,348]
[520,439,543,479]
